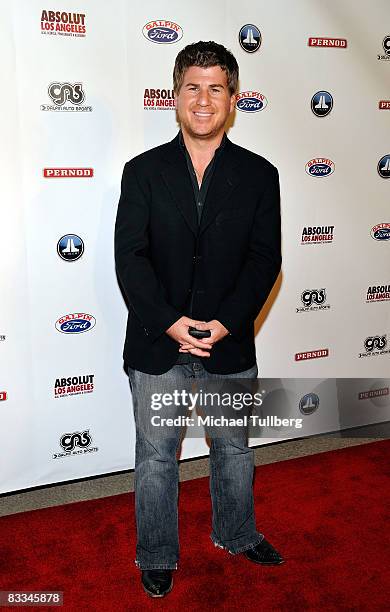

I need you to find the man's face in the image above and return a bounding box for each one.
[175,65,236,140]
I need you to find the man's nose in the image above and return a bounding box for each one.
[196,88,211,106]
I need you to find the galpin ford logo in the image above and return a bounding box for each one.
[305,158,335,177]
[142,20,183,44]
[55,313,96,334]
[235,91,268,113]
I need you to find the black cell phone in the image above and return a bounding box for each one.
[188,326,211,339]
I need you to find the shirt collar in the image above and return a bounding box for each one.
[178,130,227,157]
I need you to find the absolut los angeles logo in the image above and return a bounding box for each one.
[235,92,268,113]
[41,10,86,37]
[54,374,94,398]
[53,429,98,459]
[144,88,175,110]
[366,284,390,302]
[41,83,92,112]
[359,335,389,358]
[301,226,334,245]
[296,289,330,313]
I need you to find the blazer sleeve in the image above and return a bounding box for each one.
[114,159,182,342]
[215,164,282,341]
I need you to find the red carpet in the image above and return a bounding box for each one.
[1,440,389,611]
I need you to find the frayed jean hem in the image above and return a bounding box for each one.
[135,560,178,570]
[210,532,264,555]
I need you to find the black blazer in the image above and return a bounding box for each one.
[114,132,281,374]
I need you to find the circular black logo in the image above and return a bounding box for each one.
[57,234,84,262]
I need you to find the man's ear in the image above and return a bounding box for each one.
[229,92,236,113]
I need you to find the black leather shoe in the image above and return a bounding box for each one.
[141,569,173,598]
[243,538,284,565]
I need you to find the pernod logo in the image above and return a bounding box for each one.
[238,24,262,53]
[377,154,390,179]
[308,37,347,48]
[295,348,329,361]
[370,223,390,241]
[44,168,93,178]
[378,35,390,60]
[55,313,96,334]
[299,393,320,415]
[311,91,333,117]
[235,91,268,113]
[142,20,183,44]
[57,235,84,262]
[0,391,7,401]
[305,158,335,177]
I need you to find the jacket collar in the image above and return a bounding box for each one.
[160,132,240,236]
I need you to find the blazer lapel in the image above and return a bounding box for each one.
[160,133,241,237]
[160,134,198,236]
[199,138,240,236]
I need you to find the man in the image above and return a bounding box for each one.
[115,41,283,598]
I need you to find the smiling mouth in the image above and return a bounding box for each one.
[193,111,213,117]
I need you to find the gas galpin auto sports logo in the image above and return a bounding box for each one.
[142,20,183,44]
[359,335,389,358]
[55,313,96,334]
[41,82,92,112]
[53,429,99,459]
[364,335,387,352]
[48,82,84,105]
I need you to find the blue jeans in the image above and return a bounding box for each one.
[128,360,264,570]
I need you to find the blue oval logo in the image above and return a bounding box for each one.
[55,313,96,334]
[235,91,268,113]
[371,223,390,240]
[305,158,335,177]
[142,20,183,44]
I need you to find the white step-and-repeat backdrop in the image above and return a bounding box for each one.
[1,0,389,493]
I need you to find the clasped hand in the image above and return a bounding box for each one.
[166,316,229,357]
